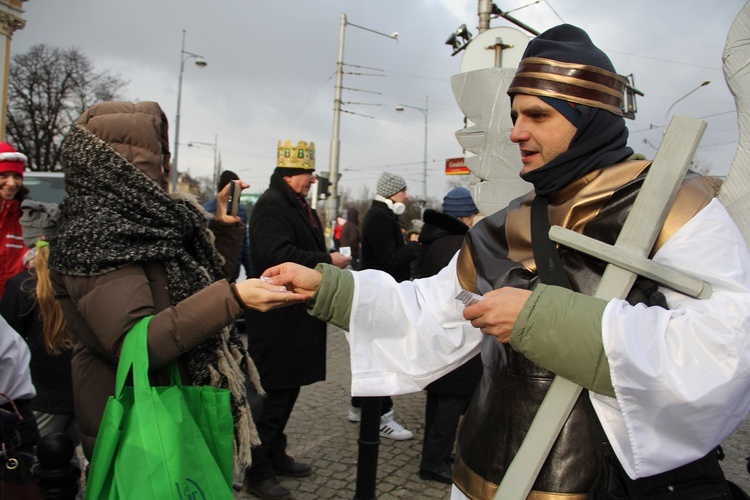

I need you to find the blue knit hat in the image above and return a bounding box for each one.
[442,187,478,217]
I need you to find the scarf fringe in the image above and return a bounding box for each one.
[212,327,262,473]
[242,349,265,396]
[233,406,255,474]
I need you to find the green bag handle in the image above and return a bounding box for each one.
[114,316,184,398]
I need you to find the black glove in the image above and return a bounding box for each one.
[626,279,668,309]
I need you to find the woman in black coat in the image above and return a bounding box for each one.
[417,187,483,484]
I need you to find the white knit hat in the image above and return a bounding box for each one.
[376,172,407,198]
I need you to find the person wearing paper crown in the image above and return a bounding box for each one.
[261,24,750,499]
[0,142,29,300]
[242,139,351,500]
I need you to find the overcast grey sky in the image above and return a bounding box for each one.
[12,0,745,203]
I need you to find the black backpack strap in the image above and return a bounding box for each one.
[531,194,572,288]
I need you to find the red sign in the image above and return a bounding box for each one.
[445,157,469,175]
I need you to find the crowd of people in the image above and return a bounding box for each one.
[2,21,750,500]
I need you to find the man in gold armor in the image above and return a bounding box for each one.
[264,24,750,499]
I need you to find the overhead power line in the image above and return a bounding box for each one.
[541,1,720,71]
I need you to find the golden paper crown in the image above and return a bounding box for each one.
[277,140,315,170]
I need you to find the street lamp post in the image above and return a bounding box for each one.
[172,29,207,192]
[395,95,429,204]
[327,13,398,222]
[188,134,218,189]
[331,20,397,495]
[664,80,710,127]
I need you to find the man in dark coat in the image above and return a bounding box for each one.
[360,172,419,282]
[417,187,482,484]
[348,172,418,440]
[243,140,350,500]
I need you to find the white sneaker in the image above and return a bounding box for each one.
[348,406,361,423]
[379,410,413,440]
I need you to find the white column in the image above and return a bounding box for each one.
[0,1,26,141]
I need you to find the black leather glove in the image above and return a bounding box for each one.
[626,279,668,309]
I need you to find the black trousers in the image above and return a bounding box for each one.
[245,387,301,483]
[419,391,471,473]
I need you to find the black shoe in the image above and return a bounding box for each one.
[242,477,292,500]
[419,468,453,484]
[273,455,313,478]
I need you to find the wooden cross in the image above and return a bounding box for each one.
[494,115,708,499]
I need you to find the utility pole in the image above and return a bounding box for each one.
[327,13,346,223]
[395,97,429,204]
[327,14,397,224]
[478,0,492,33]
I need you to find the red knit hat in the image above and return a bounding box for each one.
[0,142,27,177]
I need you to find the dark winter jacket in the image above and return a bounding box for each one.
[48,102,247,460]
[0,270,74,415]
[244,171,330,389]
[360,199,418,282]
[418,209,469,277]
[418,209,482,396]
[52,230,243,459]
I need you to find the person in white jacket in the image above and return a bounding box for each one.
[263,24,750,500]
[0,314,38,468]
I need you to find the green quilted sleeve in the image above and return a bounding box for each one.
[306,263,354,330]
[510,284,614,397]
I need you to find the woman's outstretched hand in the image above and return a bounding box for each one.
[234,278,308,312]
[262,262,323,299]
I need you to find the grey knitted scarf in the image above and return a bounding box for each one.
[49,125,260,470]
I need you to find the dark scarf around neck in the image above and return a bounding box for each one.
[270,170,320,231]
[521,104,633,196]
[519,105,632,289]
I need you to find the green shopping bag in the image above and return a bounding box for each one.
[84,316,234,499]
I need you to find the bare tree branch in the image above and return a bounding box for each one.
[6,44,128,171]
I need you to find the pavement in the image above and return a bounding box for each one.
[235,325,450,499]
[235,325,750,500]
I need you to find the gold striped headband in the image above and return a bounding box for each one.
[508,57,628,116]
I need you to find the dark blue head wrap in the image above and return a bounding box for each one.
[509,24,633,195]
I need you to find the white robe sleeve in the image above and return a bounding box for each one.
[348,252,483,397]
[591,199,750,479]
